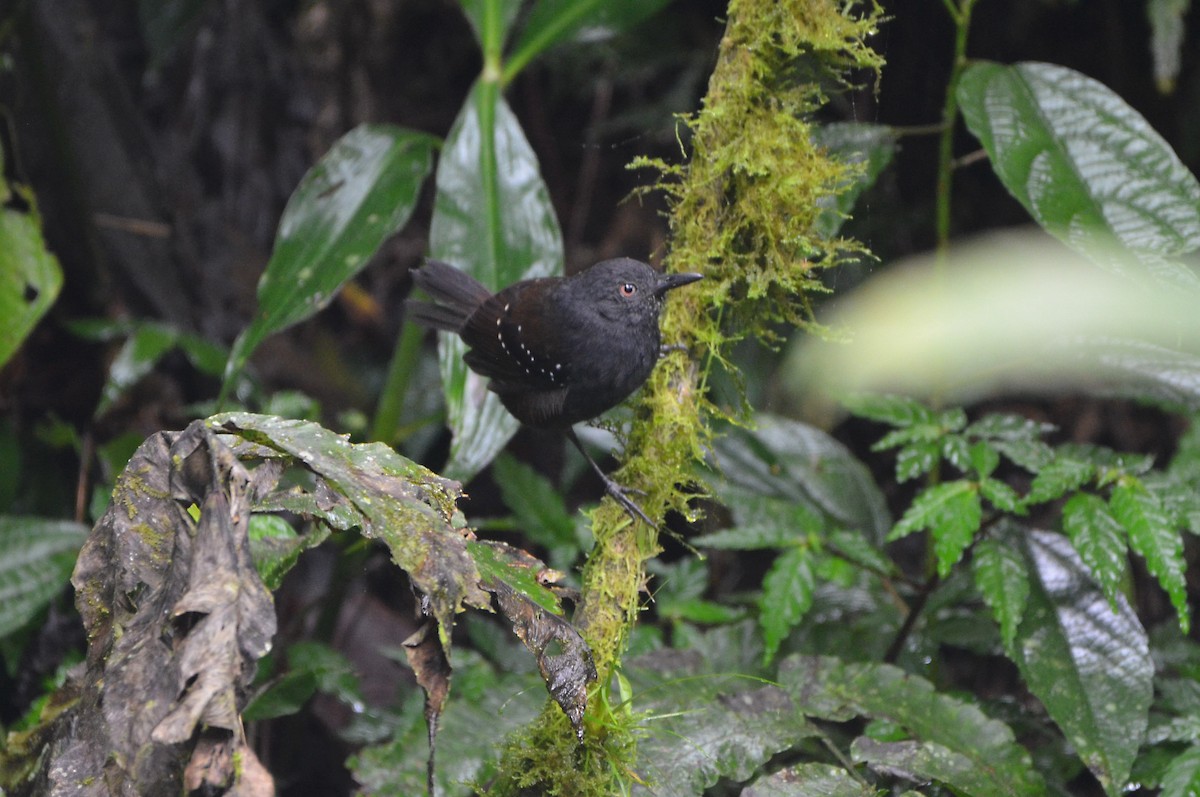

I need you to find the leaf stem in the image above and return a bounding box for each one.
[934,0,978,263]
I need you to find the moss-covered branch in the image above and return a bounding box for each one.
[486,1,882,793]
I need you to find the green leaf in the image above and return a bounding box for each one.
[0,207,63,370]
[743,763,876,797]
[491,453,581,571]
[759,546,815,664]
[967,413,1056,471]
[1061,493,1128,611]
[247,514,329,592]
[244,641,363,721]
[697,491,824,550]
[223,125,436,393]
[969,441,1001,479]
[95,323,179,417]
[429,80,563,481]
[972,535,1030,651]
[842,392,935,428]
[780,655,1046,796]
[1160,745,1200,797]
[1110,480,1190,632]
[957,61,1200,286]
[712,414,890,544]
[1007,526,1153,795]
[457,0,523,59]
[981,478,1022,513]
[811,122,898,239]
[1026,453,1096,505]
[503,0,673,83]
[893,439,940,483]
[891,480,981,577]
[467,539,563,616]
[629,667,815,797]
[0,517,88,637]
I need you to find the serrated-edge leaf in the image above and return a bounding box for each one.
[981,478,1022,513]
[891,481,982,578]
[972,537,1030,651]
[1062,492,1128,611]
[1026,455,1095,505]
[843,392,934,427]
[759,546,815,664]
[1110,481,1190,632]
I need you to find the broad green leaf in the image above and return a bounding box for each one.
[1110,480,1189,632]
[244,641,363,721]
[957,62,1200,287]
[743,763,876,797]
[0,208,63,370]
[891,480,981,577]
[467,539,562,616]
[223,125,436,393]
[972,535,1029,651]
[504,0,674,83]
[1160,745,1200,797]
[969,441,1001,479]
[780,655,1045,796]
[95,323,178,417]
[812,122,898,239]
[429,80,563,481]
[759,546,815,664]
[712,414,891,544]
[893,439,940,483]
[0,516,88,637]
[1061,493,1128,611]
[1007,526,1152,796]
[629,668,813,797]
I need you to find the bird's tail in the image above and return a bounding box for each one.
[407,260,492,332]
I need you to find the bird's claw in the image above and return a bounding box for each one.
[602,477,655,526]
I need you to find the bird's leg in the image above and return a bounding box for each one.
[565,428,655,527]
[658,342,689,358]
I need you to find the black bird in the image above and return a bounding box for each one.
[408,258,703,524]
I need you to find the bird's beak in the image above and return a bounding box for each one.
[655,272,704,297]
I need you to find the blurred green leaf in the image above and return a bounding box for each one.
[780,655,1045,796]
[711,415,890,544]
[1160,745,1200,797]
[1006,526,1152,796]
[1147,0,1190,94]
[429,80,563,481]
[0,208,63,370]
[247,514,329,592]
[458,0,523,60]
[504,0,674,82]
[223,125,436,395]
[743,763,875,797]
[811,122,897,239]
[1027,453,1096,505]
[695,492,823,550]
[972,535,1029,651]
[1061,493,1128,612]
[1110,480,1189,632]
[245,641,362,723]
[491,453,583,571]
[967,413,1056,471]
[842,392,936,429]
[759,546,814,664]
[957,62,1200,287]
[0,516,88,638]
[787,234,1200,404]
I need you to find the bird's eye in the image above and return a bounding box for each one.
[620,282,637,297]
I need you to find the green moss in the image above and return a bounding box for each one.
[487,1,883,792]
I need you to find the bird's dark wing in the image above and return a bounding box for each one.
[459,280,573,390]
